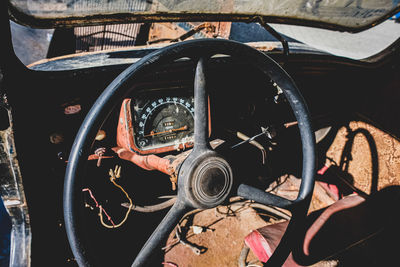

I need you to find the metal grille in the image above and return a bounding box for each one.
[73,0,147,52]
[75,23,142,52]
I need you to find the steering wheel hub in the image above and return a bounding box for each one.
[179,151,233,209]
[193,157,232,205]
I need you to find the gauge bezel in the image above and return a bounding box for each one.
[135,96,195,152]
[116,77,212,155]
[117,98,196,155]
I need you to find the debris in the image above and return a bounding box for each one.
[191,225,203,235]
[190,225,214,234]
[175,225,201,255]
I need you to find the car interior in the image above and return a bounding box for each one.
[1,1,400,266]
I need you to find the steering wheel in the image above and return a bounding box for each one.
[64,39,316,267]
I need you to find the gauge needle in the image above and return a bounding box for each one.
[144,125,188,137]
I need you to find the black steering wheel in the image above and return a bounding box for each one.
[64,39,316,266]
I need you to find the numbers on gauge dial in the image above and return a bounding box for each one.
[135,97,194,150]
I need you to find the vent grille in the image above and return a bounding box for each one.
[75,23,142,52]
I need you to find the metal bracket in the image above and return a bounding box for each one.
[256,17,289,59]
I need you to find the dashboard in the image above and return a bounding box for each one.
[113,60,290,156]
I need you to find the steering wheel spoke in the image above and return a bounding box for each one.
[237,183,294,210]
[193,57,210,151]
[132,200,190,267]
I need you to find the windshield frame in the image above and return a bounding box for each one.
[8,1,400,33]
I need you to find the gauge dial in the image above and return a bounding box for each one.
[134,97,194,151]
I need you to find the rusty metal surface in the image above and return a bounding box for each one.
[323,120,400,195]
[163,206,268,267]
[161,197,334,266]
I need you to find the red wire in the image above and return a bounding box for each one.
[82,188,116,227]
[82,188,99,207]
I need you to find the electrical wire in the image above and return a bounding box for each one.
[83,165,133,229]
[121,197,176,212]
[82,188,116,227]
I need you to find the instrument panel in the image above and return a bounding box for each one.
[134,96,195,152]
[117,91,195,155]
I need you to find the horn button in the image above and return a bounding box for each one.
[179,151,233,209]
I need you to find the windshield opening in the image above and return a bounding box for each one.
[11,15,400,67]
[12,21,299,65]
[269,15,400,60]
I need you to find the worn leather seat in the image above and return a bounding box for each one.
[245,186,400,266]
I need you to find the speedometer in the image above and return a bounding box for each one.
[116,96,195,155]
[136,97,194,151]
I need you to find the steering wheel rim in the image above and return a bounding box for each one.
[64,38,316,267]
